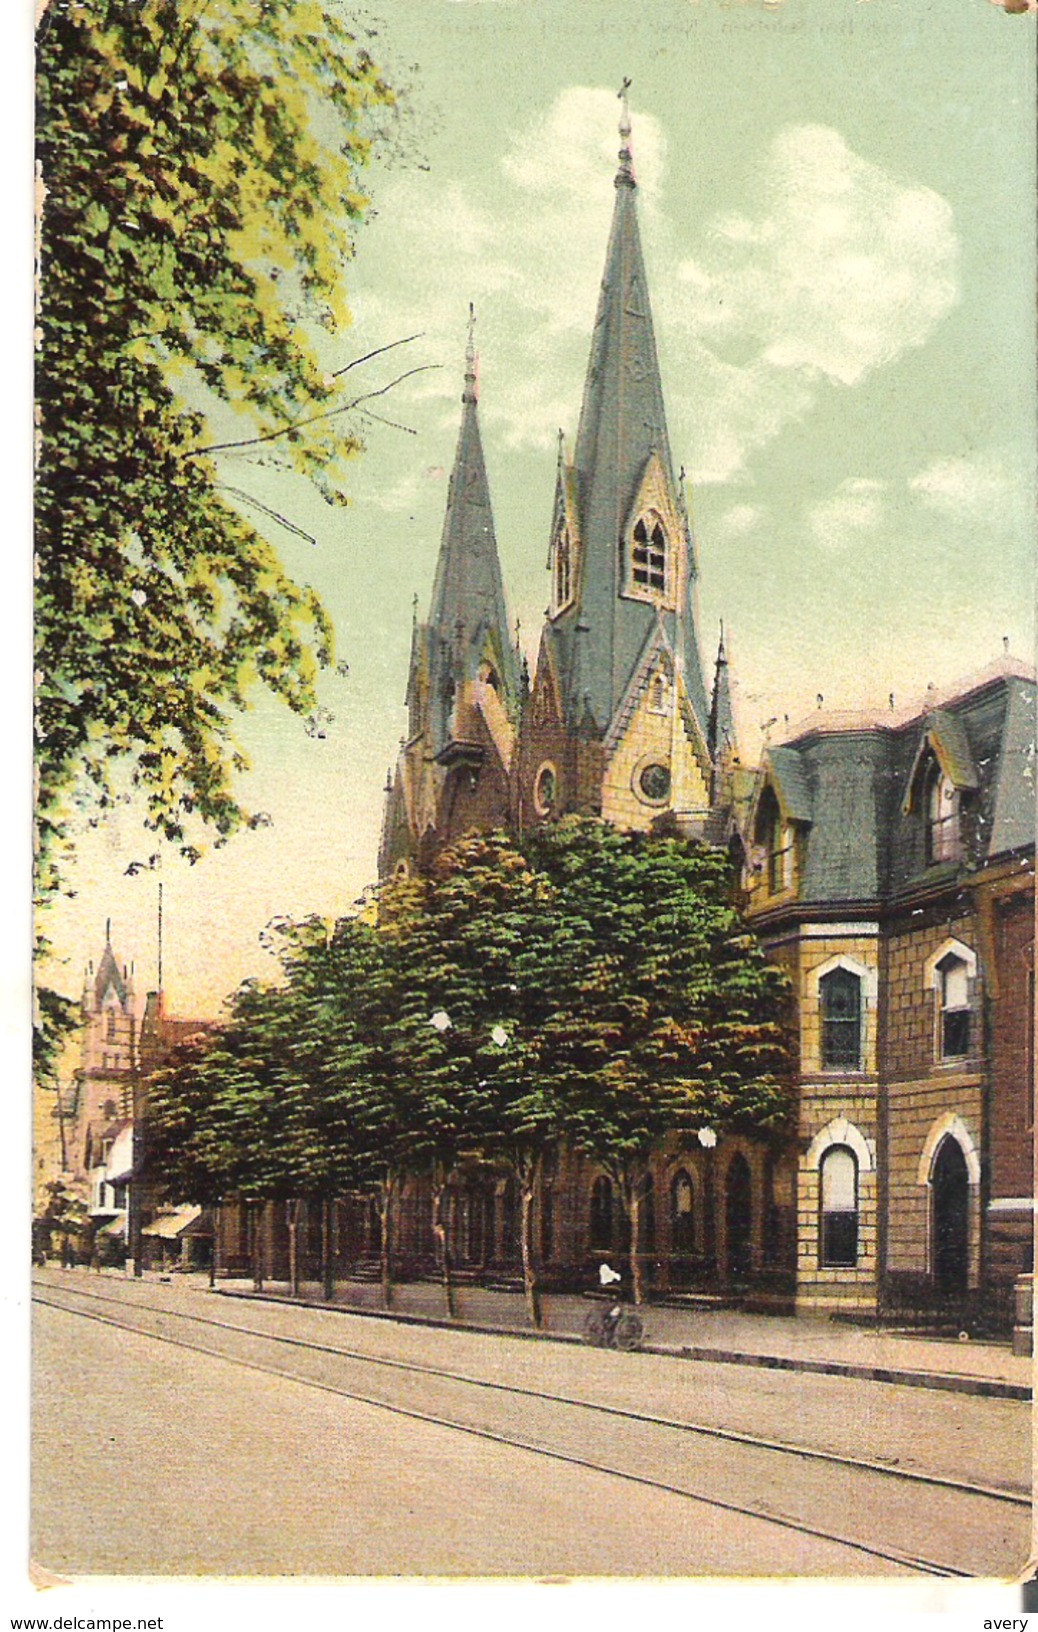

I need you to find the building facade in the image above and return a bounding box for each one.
[746,670,1035,1318]
[261,105,1035,1322]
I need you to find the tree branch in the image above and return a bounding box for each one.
[331,332,423,379]
[188,365,440,458]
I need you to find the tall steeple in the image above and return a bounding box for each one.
[543,89,709,743]
[419,306,518,754]
[383,314,519,879]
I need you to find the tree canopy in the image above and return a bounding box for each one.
[35,0,398,898]
[146,819,793,1318]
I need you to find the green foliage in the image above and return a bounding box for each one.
[523,818,792,1179]
[146,820,792,1223]
[35,0,396,889]
[33,982,79,1089]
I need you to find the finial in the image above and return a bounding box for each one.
[817,693,824,709]
[717,617,726,661]
[412,591,419,624]
[384,767,393,794]
[616,78,635,188]
[1003,634,1010,654]
[463,302,477,403]
[514,615,522,650]
[105,917,111,944]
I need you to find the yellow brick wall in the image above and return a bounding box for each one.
[601,678,709,831]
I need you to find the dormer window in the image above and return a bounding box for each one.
[755,786,793,895]
[926,763,961,864]
[553,527,573,613]
[631,515,667,594]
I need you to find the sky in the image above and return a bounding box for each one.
[38,0,1037,1021]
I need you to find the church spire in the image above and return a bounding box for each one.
[418,312,518,752]
[545,91,709,741]
[708,621,737,764]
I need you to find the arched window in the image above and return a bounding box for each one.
[589,1175,613,1251]
[649,671,669,714]
[553,528,572,611]
[820,1145,858,1267]
[819,967,862,1070]
[106,1011,117,1042]
[937,953,971,1059]
[926,762,961,864]
[631,516,667,594]
[670,1170,694,1258]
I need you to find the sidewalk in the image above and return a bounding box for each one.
[211,1272,1034,1400]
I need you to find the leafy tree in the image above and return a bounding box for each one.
[35,0,399,895]
[380,834,566,1326]
[524,819,792,1304]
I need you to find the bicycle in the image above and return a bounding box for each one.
[583,1301,644,1351]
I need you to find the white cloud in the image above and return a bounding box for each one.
[909,450,1017,521]
[716,503,766,539]
[807,477,888,551]
[675,125,959,386]
[352,106,960,485]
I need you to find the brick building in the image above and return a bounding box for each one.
[746,669,1035,1320]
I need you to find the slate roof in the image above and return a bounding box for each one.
[751,666,1035,908]
[417,348,518,753]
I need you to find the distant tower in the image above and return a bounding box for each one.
[517,93,716,835]
[71,924,138,1184]
[379,311,519,879]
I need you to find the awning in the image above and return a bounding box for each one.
[96,1212,127,1239]
[142,1206,203,1240]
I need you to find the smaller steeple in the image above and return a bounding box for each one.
[463,301,478,405]
[708,621,737,765]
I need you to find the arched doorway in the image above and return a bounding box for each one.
[670,1170,694,1286]
[932,1137,970,1294]
[725,1153,753,1281]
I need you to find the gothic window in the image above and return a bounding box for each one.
[926,762,961,864]
[479,660,501,694]
[820,1145,858,1267]
[553,527,573,612]
[534,762,558,817]
[819,967,862,1070]
[631,515,667,595]
[589,1175,614,1251]
[937,953,971,1059]
[106,1011,117,1042]
[649,670,670,714]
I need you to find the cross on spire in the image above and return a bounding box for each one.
[616,77,634,186]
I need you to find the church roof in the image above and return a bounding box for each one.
[93,937,128,1007]
[425,325,518,716]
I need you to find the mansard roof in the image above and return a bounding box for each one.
[749,661,1035,909]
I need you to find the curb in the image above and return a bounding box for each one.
[211,1287,1032,1401]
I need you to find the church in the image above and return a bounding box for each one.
[373,101,1034,1327]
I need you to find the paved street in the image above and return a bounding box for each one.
[32,1271,1032,1580]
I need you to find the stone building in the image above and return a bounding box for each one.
[746,665,1035,1319]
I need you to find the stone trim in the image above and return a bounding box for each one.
[923,937,977,988]
[805,1116,875,1174]
[916,1111,981,1186]
[806,951,879,1003]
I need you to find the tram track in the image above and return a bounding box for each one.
[34,1277,1031,1578]
[33,1276,1030,1508]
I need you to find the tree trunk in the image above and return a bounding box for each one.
[209,1203,220,1290]
[321,1198,334,1302]
[379,1176,395,1311]
[431,1172,457,1321]
[518,1164,543,1330]
[628,1174,646,1307]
